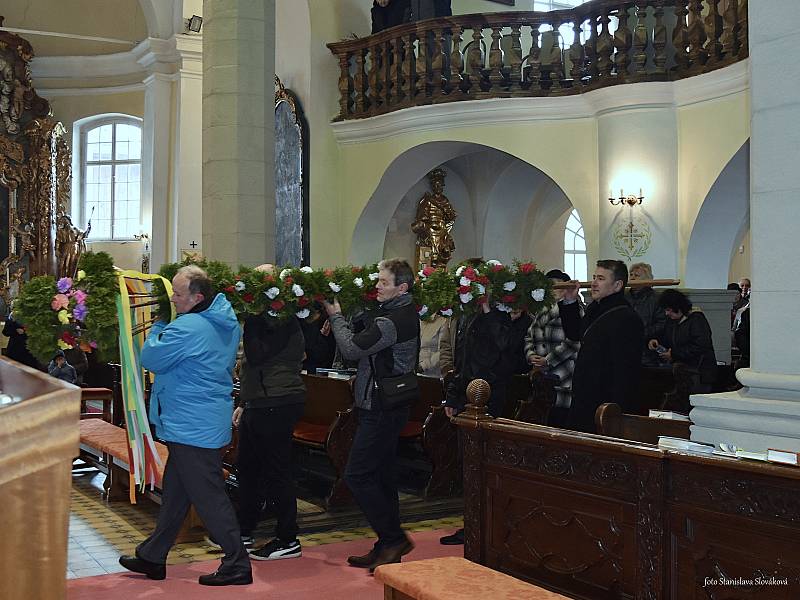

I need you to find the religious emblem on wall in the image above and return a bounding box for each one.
[411,168,457,270]
[612,212,652,261]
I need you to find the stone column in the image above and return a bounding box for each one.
[171,35,203,262]
[141,72,173,273]
[202,0,275,267]
[691,2,800,452]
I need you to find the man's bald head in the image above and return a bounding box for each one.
[255,263,275,274]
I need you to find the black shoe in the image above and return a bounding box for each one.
[198,570,253,586]
[368,538,415,574]
[249,538,301,561]
[118,554,166,580]
[439,528,464,545]
[347,545,380,568]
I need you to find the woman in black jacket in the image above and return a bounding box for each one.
[648,290,716,394]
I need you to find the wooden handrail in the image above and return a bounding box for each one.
[327,0,748,121]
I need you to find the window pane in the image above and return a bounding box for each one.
[94,219,112,239]
[564,230,575,251]
[99,142,113,161]
[116,164,129,182]
[115,182,128,202]
[87,127,100,144]
[99,165,112,184]
[99,124,112,143]
[573,235,586,251]
[128,182,140,201]
[575,256,588,282]
[566,214,580,232]
[87,142,101,162]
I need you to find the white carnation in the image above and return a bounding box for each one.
[476,283,485,295]
[300,266,313,273]
[279,268,291,280]
[353,277,364,288]
[329,282,342,293]
[418,305,429,317]
[268,310,279,317]
[531,288,545,301]
[486,259,502,267]
[496,303,512,313]
[459,292,473,304]
[292,283,304,297]
[459,276,471,286]
[418,270,428,279]
[455,266,465,276]
[296,308,310,319]
[503,281,517,292]
[440,308,453,317]
[234,280,246,292]
[368,272,379,281]
[265,286,280,299]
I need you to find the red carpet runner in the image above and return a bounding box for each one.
[67,529,462,599]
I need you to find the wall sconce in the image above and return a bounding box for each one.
[609,188,644,207]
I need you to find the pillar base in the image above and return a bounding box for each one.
[690,369,800,452]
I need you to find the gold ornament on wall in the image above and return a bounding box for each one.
[411,168,457,270]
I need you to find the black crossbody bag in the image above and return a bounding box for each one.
[368,322,421,410]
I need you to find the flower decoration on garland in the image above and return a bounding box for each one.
[413,267,457,320]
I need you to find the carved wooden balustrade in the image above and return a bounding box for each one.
[327,0,748,121]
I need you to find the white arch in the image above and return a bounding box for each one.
[684,141,750,288]
[138,0,179,39]
[349,140,577,265]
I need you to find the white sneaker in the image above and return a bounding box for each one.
[248,538,302,561]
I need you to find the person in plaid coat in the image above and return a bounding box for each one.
[525,269,582,427]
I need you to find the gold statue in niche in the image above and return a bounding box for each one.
[411,168,457,269]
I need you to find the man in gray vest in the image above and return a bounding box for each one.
[325,258,420,573]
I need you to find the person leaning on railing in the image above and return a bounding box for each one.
[371,0,410,34]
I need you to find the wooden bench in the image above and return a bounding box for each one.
[374,556,571,600]
[293,373,358,508]
[79,387,114,421]
[594,402,691,444]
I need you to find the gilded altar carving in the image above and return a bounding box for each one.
[0,22,78,304]
[412,168,457,269]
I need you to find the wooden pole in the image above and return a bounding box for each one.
[552,278,680,289]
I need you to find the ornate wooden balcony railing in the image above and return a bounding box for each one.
[327,0,748,121]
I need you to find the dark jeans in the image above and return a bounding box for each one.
[236,402,305,541]
[137,442,250,575]
[345,406,410,549]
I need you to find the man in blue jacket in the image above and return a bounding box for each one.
[119,265,252,586]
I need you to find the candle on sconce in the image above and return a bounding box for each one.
[620,188,623,198]
[639,187,643,198]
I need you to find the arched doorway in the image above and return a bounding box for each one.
[685,141,750,288]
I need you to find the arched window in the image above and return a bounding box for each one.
[564,208,588,282]
[76,116,142,240]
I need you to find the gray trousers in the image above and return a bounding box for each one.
[137,442,251,575]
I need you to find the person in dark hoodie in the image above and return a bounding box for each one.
[234,263,306,562]
[48,349,78,384]
[559,260,643,433]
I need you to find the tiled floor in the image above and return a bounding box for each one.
[67,466,463,579]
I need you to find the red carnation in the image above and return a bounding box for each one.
[314,294,325,302]
[477,276,490,284]
[324,269,334,277]
[61,331,77,345]
[458,285,472,294]
[463,266,477,280]
[422,266,435,277]
[352,266,363,273]
[298,296,310,307]
[224,285,236,294]
[365,289,379,301]
[263,275,275,283]
[270,300,285,311]
[502,294,517,303]
[519,263,535,274]
[491,264,504,272]
[234,275,241,281]
[284,276,293,284]
[242,293,255,303]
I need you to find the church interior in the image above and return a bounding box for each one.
[1,0,799,598]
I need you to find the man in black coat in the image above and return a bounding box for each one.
[558,260,643,433]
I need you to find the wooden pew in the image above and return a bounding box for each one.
[594,402,691,444]
[293,373,357,508]
[416,375,460,499]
